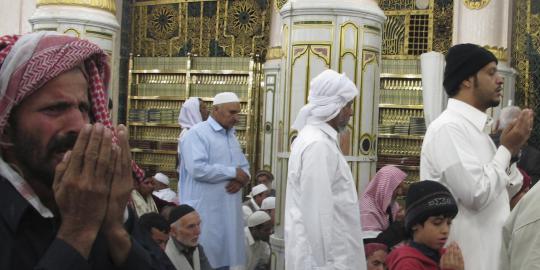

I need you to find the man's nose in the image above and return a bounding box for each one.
[63,108,90,134]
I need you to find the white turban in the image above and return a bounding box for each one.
[291,69,358,131]
[178,97,203,129]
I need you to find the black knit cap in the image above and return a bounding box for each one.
[404,180,458,232]
[443,43,498,97]
[168,204,195,225]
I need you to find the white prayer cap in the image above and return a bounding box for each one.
[291,69,358,131]
[247,211,271,227]
[250,184,268,197]
[261,197,275,210]
[212,92,240,105]
[153,172,170,185]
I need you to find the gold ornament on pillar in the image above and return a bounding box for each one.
[463,0,491,10]
[484,45,508,62]
[36,0,116,14]
[275,0,288,10]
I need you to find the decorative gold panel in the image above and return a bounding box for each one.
[132,0,271,57]
[463,0,491,10]
[275,0,287,10]
[381,4,434,56]
[432,0,453,54]
[511,0,540,147]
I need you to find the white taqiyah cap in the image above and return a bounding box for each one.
[153,172,170,185]
[261,197,275,210]
[247,211,271,227]
[250,184,268,197]
[212,92,240,105]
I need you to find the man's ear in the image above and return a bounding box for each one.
[462,75,476,89]
[0,123,14,148]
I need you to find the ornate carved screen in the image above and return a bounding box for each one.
[132,0,271,57]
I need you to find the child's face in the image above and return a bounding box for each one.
[413,215,452,250]
[367,250,388,270]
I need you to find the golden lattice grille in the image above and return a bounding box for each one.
[407,14,430,55]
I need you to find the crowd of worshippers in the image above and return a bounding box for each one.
[131,168,277,270]
[1,32,540,270]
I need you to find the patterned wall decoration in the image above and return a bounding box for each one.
[380,1,432,58]
[512,0,540,147]
[432,0,453,54]
[380,0,452,58]
[132,0,271,57]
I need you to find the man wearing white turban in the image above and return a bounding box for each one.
[176,97,209,201]
[285,69,367,270]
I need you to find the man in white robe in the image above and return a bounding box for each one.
[242,184,269,223]
[177,97,209,202]
[152,172,177,203]
[179,92,250,269]
[244,211,272,270]
[285,69,366,270]
[420,43,533,270]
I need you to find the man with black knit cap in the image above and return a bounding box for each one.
[386,181,463,270]
[420,43,533,270]
[165,205,213,270]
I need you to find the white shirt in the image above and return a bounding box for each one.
[285,123,366,270]
[500,179,540,270]
[421,98,522,270]
[153,188,177,203]
[244,227,270,270]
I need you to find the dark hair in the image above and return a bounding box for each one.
[405,212,456,238]
[255,170,274,181]
[139,212,169,233]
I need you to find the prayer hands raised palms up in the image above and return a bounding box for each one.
[103,124,134,231]
[501,109,534,156]
[440,242,464,270]
[53,123,115,258]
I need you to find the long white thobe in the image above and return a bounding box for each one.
[179,116,249,269]
[285,123,366,270]
[421,98,522,270]
[153,188,177,203]
[500,181,540,270]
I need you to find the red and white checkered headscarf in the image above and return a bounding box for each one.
[0,32,143,217]
[360,165,407,232]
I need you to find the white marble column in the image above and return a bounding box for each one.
[29,0,120,123]
[0,0,36,35]
[270,0,385,269]
[452,0,516,118]
[261,1,285,174]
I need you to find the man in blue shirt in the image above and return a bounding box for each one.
[179,92,250,270]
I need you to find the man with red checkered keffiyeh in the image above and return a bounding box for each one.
[0,32,168,270]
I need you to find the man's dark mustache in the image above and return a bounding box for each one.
[46,132,78,154]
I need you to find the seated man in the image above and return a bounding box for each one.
[139,213,170,251]
[152,172,177,203]
[260,197,276,225]
[243,184,269,223]
[245,211,273,270]
[255,170,276,196]
[165,205,213,270]
[131,172,158,217]
[0,32,164,269]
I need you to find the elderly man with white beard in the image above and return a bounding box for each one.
[284,69,366,270]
